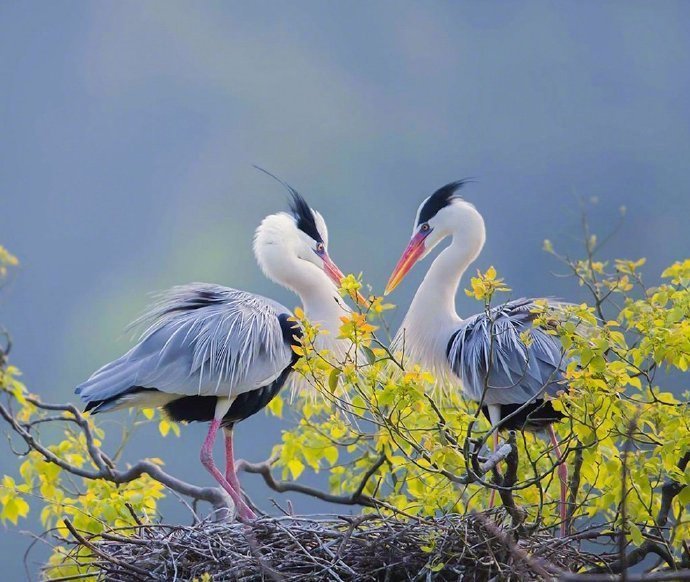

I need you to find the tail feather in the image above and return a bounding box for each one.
[83,386,160,414]
[76,352,143,408]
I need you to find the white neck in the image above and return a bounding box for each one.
[296,270,349,337]
[253,212,352,362]
[265,254,350,356]
[396,231,483,379]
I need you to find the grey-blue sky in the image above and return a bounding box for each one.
[1,2,689,575]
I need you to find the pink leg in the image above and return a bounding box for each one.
[548,425,568,537]
[489,431,498,509]
[200,419,255,521]
[224,428,255,520]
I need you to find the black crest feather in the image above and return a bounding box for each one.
[254,166,323,242]
[417,179,473,225]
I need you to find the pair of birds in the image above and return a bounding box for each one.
[77,178,568,531]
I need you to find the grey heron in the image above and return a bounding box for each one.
[384,180,568,536]
[76,182,362,521]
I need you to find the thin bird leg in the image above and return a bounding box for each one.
[489,430,498,509]
[200,418,255,521]
[223,427,255,519]
[548,424,568,537]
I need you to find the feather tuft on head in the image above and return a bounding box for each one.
[416,179,474,225]
[254,165,324,242]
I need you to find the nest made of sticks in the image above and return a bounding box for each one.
[56,512,611,581]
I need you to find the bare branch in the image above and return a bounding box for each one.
[566,441,584,534]
[0,398,230,515]
[495,431,527,528]
[236,457,378,509]
[115,460,229,513]
[62,519,150,578]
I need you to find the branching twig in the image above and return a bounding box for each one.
[0,398,230,515]
[495,431,527,529]
[566,440,583,535]
[62,518,150,577]
[236,456,379,509]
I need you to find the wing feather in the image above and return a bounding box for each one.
[448,298,568,406]
[76,284,295,405]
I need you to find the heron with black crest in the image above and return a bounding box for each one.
[76,173,364,520]
[384,180,569,536]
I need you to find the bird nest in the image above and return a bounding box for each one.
[58,512,610,581]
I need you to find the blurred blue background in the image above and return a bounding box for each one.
[2,1,689,577]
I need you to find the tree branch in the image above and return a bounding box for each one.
[566,440,584,535]
[115,460,229,513]
[236,457,378,508]
[656,451,690,528]
[495,431,527,528]
[62,518,150,578]
[0,398,230,516]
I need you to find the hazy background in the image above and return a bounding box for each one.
[2,1,689,577]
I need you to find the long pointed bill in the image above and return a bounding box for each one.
[384,232,427,295]
[322,254,369,307]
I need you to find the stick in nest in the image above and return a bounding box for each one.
[55,513,611,581]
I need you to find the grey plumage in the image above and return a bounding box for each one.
[389,187,573,534]
[447,298,566,406]
[76,284,295,411]
[72,185,349,522]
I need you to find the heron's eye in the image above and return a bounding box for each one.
[420,223,430,232]
[316,242,325,253]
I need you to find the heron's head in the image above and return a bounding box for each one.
[385,180,485,295]
[254,176,366,305]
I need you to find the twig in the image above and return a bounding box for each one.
[0,399,231,515]
[474,512,563,578]
[236,457,379,508]
[62,518,150,577]
[566,441,583,535]
[496,431,527,529]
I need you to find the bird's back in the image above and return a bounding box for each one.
[76,284,297,413]
[447,298,567,407]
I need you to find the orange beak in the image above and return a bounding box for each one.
[384,231,427,295]
[322,254,369,308]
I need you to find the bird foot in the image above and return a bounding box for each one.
[238,505,257,521]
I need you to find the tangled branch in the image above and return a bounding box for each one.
[0,396,230,516]
[236,441,515,513]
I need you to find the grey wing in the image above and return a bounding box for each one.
[76,284,295,405]
[447,298,567,406]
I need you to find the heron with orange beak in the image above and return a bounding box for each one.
[76,173,364,522]
[385,180,569,537]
